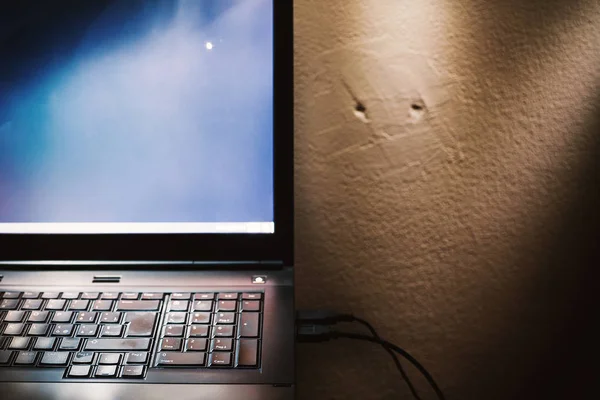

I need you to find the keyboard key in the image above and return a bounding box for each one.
[141,293,163,300]
[0,351,13,364]
[101,325,123,337]
[101,292,120,300]
[0,299,19,310]
[4,323,25,335]
[33,337,56,350]
[15,351,37,365]
[41,292,60,299]
[215,312,235,324]
[95,365,117,377]
[188,325,209,337]
[22,291,40,299]
[241,293,262,300]
[52,311,73,323]
[68,365,91,378]
[116,300,159,311]
[166,313,187,324]
[164,325,184,337]
[22,299,43,310]
[61,292,80,299]
[100,312,122,324]
[53,324,75,336]
[156,352,205,367]
[40,352,69,366]
[81,292,99,300]
[4,311,25,322]
[192,300,213,312]
[2,292,20,299]
[28,311,50,322]
[212,325,234,338]
[125,352,148,364]
[76,312,98,323]
[191,312,211,324]
[46,299,66,310]
[121,365,145,378]
[241,300,261,312]
[120,293,139,300]
[217,293,238,300]
[211,338,232,352]
[59,338,81,351]
[171,293,191,300]
[69,300,89,311]
[160,338,181,351]
[72,352,94,364]
[77,324,98,337]
[99,353,121,365]
[168,300,189,312]
[124,312,157,337]
[194,293,214,300]
[85,338,151,351]
[8,337,31,350]
[216,300,236,312]
[239,313,260,338]
[209,352,231,367]
[236,339,259,367]
[185,338,207,352]
[29,324,50,336]
[92,300,113,311]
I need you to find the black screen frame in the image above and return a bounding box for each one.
[0,0,294,266]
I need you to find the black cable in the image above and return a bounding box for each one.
[295,310,431,400]
[350,316,422,400]
[331,331,446,400]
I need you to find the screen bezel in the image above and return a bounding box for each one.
[0,0,294,265]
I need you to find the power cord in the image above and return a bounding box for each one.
[297,310,420,399]
[351,316,422,400]
[296,310,444,400]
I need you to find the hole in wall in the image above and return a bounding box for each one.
[353,100,369,123]
[409,99,426,121]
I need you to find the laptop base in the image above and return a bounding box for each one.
[0,267,294,392]
[2,382,294,400]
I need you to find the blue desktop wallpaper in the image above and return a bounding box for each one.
[0,0,274,224]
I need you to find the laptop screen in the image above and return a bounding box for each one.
[0,0,274,235]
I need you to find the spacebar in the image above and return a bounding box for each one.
[85,339,151,351]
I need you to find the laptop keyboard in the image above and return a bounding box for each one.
[0,291,263,379]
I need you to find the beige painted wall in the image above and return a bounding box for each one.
[293,0,600,399]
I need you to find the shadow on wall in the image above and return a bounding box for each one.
[445,0,600,150]
[492,93,600,399]
[438,69,600,399]
[454,0,594,73]
[445,0,600,397]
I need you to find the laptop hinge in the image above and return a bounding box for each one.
[92,275,122,283]
[260,260,284,266]
[190,260,285,269]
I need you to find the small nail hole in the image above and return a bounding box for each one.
[355,101,367,113]
[353,100,369,123]
[409,100,426,122]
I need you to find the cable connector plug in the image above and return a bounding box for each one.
[296,324,335,343]
[296,310,354,325]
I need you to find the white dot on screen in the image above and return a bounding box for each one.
[205,42,213,50]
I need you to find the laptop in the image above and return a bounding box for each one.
[0,0,295,399]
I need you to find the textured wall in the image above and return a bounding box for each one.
[294,0,600,399]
